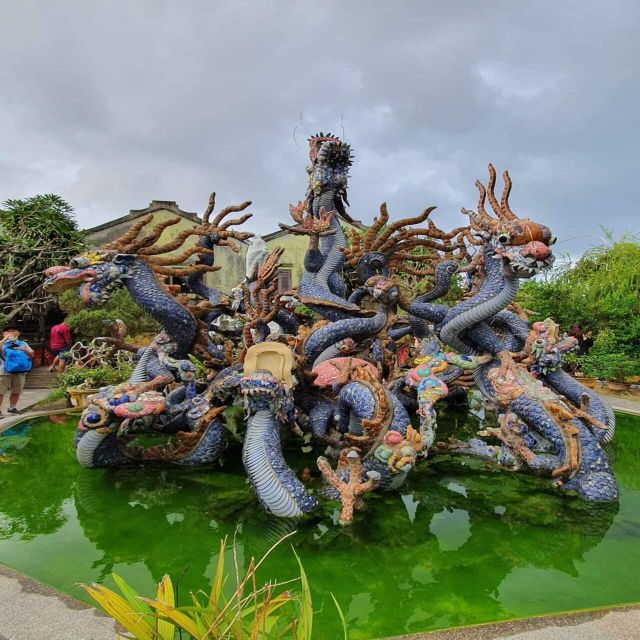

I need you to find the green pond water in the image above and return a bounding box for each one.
[0,409,639,639]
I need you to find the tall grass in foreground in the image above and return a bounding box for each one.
[82,532,347,639]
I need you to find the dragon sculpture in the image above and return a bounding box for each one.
[43,133,618,522]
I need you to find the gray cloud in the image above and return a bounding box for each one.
[1,0,638,255]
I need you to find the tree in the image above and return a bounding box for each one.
[0,194,86,323]
[518,232,640,376]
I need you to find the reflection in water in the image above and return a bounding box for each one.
[0,422,76,538]
[0,413,636,639]
[429,508,471,551]
[73,463,253,586]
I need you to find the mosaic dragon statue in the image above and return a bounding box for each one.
[428,167,617,501]
[44,203,253,468]
[44,135,618,522]
[279,132,363,320]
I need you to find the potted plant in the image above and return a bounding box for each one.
[603,354,637,393]
[65,385,101,409]
[58,364,132,409]
[581,353,636,394]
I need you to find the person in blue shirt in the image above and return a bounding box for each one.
[0,326,34,418]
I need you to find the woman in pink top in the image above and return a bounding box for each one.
[49,322,72,372]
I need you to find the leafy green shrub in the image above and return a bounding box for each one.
[579,355,604,380]
[577,329,640,381]
[42,388,69,403]
[518,234,640,369]
[32,387,71,410]
[63,308,113,342]
[58,363,132,389]
[580,353,637,382]
[58,288,159,341]
[572,352,636,384]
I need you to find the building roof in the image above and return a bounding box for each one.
[85,200,200,234]
[85,202,366,239]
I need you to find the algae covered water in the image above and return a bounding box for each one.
[0,409,639,639]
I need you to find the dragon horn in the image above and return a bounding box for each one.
[363,203,390,252]
[500,170,517,220]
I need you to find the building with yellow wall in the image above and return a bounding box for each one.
[86,200,366,294]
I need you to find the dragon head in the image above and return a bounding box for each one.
[364,275,400,306]
[45,203,251,310]
[342,202,464,288]
[465,164,556,279]
[491,220,555,278]
[355,251,389,283]
[526,319,578,375]
[44,251,135,307]
[240,370,294,421]
[76,387,129,434]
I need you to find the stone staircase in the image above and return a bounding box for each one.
[24,366,59,390]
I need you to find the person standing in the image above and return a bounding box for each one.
[0,326,34,417]
[568,323,594,356]
[49,321,72,372]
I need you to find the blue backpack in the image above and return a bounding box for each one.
[2,340,32,373]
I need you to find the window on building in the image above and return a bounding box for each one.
[162,274,185,294]
[277,269,292,292]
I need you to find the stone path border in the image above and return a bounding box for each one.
[0,564,115,640]
[387,603,640,639]
[601,393,640,416]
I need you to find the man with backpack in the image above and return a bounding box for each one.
[0,325,34,418]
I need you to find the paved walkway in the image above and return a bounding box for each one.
[390,604,640,640]
[0,388,70,434]
[601,393,640,416]
[0,565,115,640]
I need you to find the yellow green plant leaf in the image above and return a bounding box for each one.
[189,593,212,635]
[143,598,202,639]
[82,583,155,639]
[155,575,176,640]
[110,573,153,618]
[240,590,292,618]
[256,611,286,638]
[292,548,312,640]
[84,533,322,640]
[330,593,348,640]
[209,537,227,609]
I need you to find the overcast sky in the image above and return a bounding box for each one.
[1,1,638,256]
